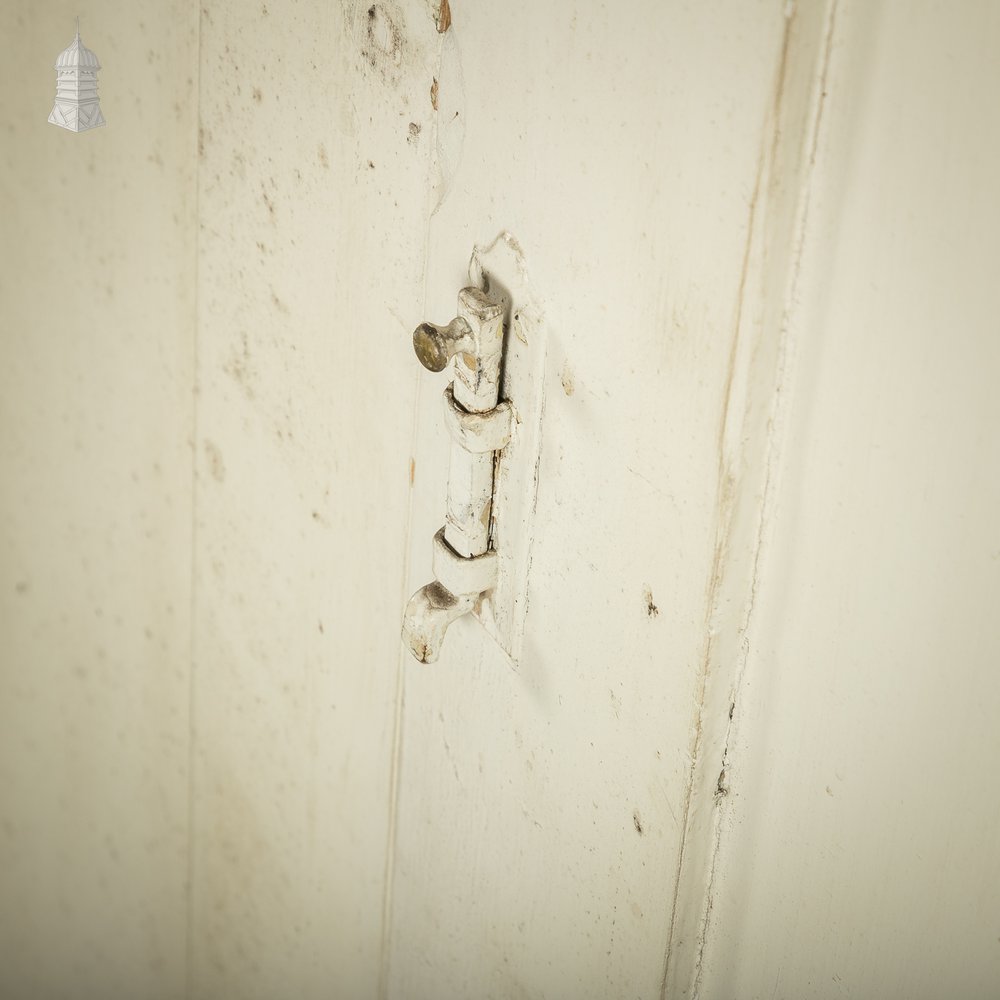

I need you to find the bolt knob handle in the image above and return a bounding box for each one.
[412,317,474,373]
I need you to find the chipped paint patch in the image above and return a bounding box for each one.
[436,0,451,33]
[361,3,405,82]
[643,586,659,618]
[428,27,465,214]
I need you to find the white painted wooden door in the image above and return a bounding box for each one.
[2,2,998,999]
[678,3,1000,996]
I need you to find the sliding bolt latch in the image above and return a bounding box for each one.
[401,282,510,663]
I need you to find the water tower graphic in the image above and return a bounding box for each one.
[48,19,106,132]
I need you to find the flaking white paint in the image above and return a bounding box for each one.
[4,2,999,998]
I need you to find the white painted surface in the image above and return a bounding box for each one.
[389,3,795,997]
[3,1,999,998]
[188,3,438,997]
[692,2,1000,997]
[0,4,198,997]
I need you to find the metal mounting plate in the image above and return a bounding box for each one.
[468,234,547,666]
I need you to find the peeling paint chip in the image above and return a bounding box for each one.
[716,767,728,798]
[436,0,451,33]
[430,76,439,111]
[643,585,659,618]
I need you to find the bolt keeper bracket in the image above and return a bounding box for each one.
[442,384,514,454]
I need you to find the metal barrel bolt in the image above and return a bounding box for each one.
[401,286,513,662]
